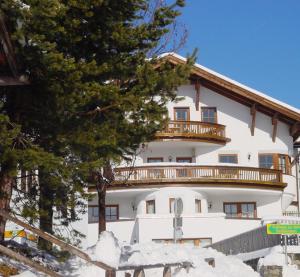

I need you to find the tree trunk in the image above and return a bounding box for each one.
[98,187,106,234]
[96,163,114,235]
[0,172,14,244]
[38,170,54,251]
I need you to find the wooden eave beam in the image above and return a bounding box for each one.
[272,113,279,142]
[250,103,257,136]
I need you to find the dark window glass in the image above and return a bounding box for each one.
[105,206,119,221]
[146,200,155,214]
[174,108,189,121]
[224,204,238,217]
[195,199,201,213]
[147,157,163,163]
[202,107,217,123]
[259,155,274,169]
[219,155,238,164]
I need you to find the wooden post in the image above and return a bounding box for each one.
[163,266,171,277]
[133,268,145,277]
[250,103,257,136]
[0,244,62,277]
[272,113,278,142]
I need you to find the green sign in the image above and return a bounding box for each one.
[267,224,300,235]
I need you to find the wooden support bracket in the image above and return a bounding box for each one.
[250,103,257,136]
[290,122,300,138]
[272,113,279,142]
[194,79,201,111]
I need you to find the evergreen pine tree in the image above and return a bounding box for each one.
[1,0,195,246]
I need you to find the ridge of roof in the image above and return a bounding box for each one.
[159,52,300,115]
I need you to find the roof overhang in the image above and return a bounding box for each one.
[160,53,300,140]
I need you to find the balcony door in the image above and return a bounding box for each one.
[174,107,190,121]
[176,157,192,177]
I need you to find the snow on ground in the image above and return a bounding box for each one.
[87,231,121,268]
[1,231,259,277]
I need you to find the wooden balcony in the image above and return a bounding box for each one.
[155,120,230,144]
[112,165,286,190]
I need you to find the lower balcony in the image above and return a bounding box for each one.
[113,165,285,190]
[155,120,230,144]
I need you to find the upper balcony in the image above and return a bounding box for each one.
[155,120,230,145]
[112,165,286,190]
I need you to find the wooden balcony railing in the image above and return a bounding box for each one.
[113,165,285,189]
[155,120,229,144]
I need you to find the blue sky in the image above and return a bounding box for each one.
[178,0,300,108]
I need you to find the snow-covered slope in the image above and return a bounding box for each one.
[3,231,259,277]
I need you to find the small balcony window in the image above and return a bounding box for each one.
[259,154,274,169]
[201,107,217,123]
[169,198,175,213]
[195,199,201,213]
[219,154,238,164]
[174,107,190,121]
[147,157,163,163]
[146,200,156,214]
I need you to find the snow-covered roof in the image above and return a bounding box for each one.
[159,52,300,124]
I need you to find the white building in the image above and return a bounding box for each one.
[83,53,300,249]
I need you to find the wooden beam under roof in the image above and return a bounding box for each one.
[272,113,279,142]
[250,103,257,136]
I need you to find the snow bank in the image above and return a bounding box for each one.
[120,243,259,277]
[257,245,300,277]
[87,231,121,268]
[258,246,290,268]
[1,233,259,277]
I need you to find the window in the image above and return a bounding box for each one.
[176,157,192,163]
[201,107,217,123]
[259,154,291,174]
[169,198,175,213]
[259,154,274,169]
[88,206,99,223]
[224,202,257,218]
[146,200,155,214]
[195,199,201,213]
[105,205,119,221]
[219,154,238,164]
[147,157,163,163]
[174,107,190,121]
